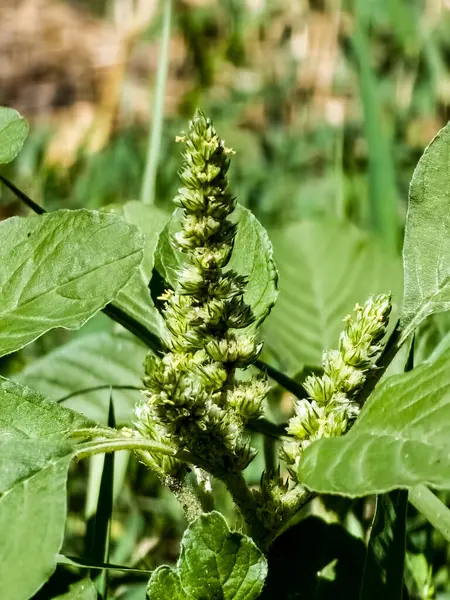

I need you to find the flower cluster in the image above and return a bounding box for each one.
[134,110,269,478]
[283,294,392,474]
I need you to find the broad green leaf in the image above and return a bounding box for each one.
[0,379,94,600]
[0,209,144,357]
[401,121,450,342]
[360,491,408,599]
[0,107,29,164]
[0,450,72,600]
[147,567,186,599]
[260,516,371,599]
[52,578,97,600]
[298,347,450,495]
[153,204,278,327]
[263,220,402,373]
[0,376,93,439]
[147,512,267,600]
[16,332,147,424]
[106,201,169,338]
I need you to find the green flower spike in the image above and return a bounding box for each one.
[134,110,269,479]
[283,293,392,474]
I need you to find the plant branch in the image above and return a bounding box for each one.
[0,174,45,214]
[102,304,163,355]
[74,437,193,463]
[255,358,307,399]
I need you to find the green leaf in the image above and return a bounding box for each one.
[401,121,450,342]
[0,450,72,600]
[0,378,93,600]
[52,578,97,600]
[298,347,450,495]
[16,332,146,425]
[259,516,371,600]
[147,512,267,600]
[263,220,402,373]
[147,567,186,599]
[153,204,278,327]
[0,107,29,164]
[105,201,169,339]
[360,491,408,599]
[0,209,144,357]
[0,376,94,439]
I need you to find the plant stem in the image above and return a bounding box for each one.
[221,470,268,550]
[263,437,277,472]
[102,304,163,355]
[255,359,307,399]
[163,475,204,523]
[140,0,172,205]
[74,438,192,462]
[409,484,450,544]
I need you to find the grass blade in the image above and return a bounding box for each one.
[350,6,399,252]
[85,392,116,599]
[140,0,172,206]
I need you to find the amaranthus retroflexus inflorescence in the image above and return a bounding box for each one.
[282,293,392,477]
[134,110,270,480]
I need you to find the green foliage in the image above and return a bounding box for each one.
[298,347,450,495]
[0,210,144,357]
[401,121,450,342]
[361,491,408,599]
[0,379,94,600]
[106,201,169,339]
[52,578,97,600]
[147,512,267,600]
[16,332,146,424]
[0,107,28,165]
[1,97,450,600]
[263,220,402,372]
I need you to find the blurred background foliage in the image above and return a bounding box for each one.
[1,0,450,598]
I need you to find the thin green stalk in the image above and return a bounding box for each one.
[222,470,269,550]
[74,437,192,462]
[140,0,172,205]
[263,437,277,472]
[409,484,450,544]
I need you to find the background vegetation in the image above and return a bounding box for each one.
[1,1,450,598]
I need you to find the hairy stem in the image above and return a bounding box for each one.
[221,470,269,550]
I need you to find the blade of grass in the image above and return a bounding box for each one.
[56,554,151,576]
[350,4,399,252]
[140,0,172,206]
[85,392,115,599]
